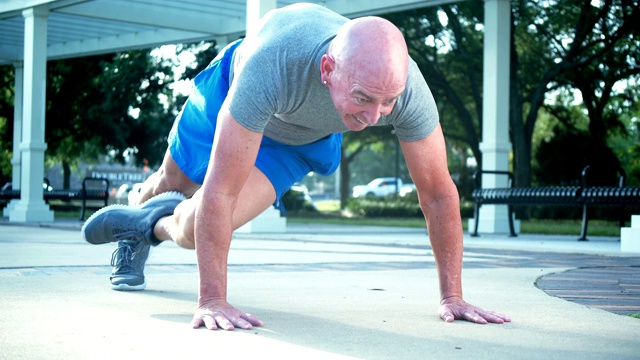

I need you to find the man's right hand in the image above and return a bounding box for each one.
[190,299,264,331]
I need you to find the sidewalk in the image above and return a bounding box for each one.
[1,218,639,359]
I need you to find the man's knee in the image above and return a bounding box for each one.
[153,157,200,197]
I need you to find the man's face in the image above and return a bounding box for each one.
[326,59,406,131]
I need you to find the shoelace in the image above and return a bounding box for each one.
[111,241,143,273]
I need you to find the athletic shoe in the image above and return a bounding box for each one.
[110,239,150,291]
[81,191,186,246]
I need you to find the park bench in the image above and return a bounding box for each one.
[0,177,109,221]
[470,166,640,240]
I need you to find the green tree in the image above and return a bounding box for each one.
[45,54,116,188]
[383,4,488,203]
[340,126,396,209]
[92,50,177,167]
[535,125,621,186]
[511,0,640,188]
[0,65,15,183]
[384,0,639,196]
[1,49,180,188]
[179,41,220,80]
[607,87,640,186]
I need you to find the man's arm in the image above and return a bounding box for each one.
[190,107,264,330]
[400,124,510,324]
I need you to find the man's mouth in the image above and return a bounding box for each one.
[354,116,366,125]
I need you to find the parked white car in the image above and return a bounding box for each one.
[399,183,416,197]
[352,177,403,198]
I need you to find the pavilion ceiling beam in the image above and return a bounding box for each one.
[325,0,464,18]
[0,44,22,63]
[0,0,88,19]
[45,28,216,59]
[55,0,244,34]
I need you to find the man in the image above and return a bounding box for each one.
[83,3,511,330]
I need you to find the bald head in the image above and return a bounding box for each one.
[328,17,409,90]
[321,16,409,130]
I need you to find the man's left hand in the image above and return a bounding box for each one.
[438,296,511,324]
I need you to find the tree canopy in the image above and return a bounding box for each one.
[382,0,639,192]
[0,45,207,187]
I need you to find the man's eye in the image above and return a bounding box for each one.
[354,97,368,104]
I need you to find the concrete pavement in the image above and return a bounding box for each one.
[1,219,639,359]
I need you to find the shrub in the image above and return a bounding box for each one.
[347,193,422,218]
[347,193,477,219]
[281,188,317,214]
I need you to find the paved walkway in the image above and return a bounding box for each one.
[1,218,639,359]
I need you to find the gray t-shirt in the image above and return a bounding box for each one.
[227,3,439,146]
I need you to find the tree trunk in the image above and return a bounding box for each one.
[339,151,350,210]
[63,161,71,189]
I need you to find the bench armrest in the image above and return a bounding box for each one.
[472,170,514,189]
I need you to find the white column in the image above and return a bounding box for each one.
[3,62,24,217]
[235,0,285,233]
[621,215,640,253]
[214,36,230,53]
[475,0,514,234]
[9,7,54,222]
[245,0,276,36]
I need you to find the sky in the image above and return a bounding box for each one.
[151,44,198,97]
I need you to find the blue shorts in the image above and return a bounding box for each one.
[168,40,342,211]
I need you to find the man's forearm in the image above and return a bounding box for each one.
[194,199,233,305]
[423,196,464,301]
[196,240,229,304]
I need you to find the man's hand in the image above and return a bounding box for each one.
[438,296,511,324]
[190,299,264,331]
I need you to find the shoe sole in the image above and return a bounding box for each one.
[81,191,186,244]
[111,281,147,291]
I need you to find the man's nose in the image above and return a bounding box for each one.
[363,103,383,125]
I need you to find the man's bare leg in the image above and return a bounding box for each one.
[153,165,277,249]
[90,149,276,289]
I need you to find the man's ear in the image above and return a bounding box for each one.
[320,54,335,82]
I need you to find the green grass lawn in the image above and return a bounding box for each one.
[518,219,621,237]
[314,199,341,212]
[287,216,622,237]
[304,199,624,237]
